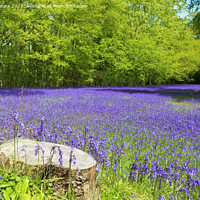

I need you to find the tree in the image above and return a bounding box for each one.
[188,0,200,39]
[189,0,200,10]
[0,0,200,87]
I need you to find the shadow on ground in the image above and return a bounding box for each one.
[95,85,200,102]
[0,88,45,96]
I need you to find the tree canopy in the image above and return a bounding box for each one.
[189,0,200,10]
[0,0,200,87]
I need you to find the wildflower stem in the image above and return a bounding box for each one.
[68,150,73,200]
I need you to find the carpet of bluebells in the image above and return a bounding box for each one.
[0,85,200,200]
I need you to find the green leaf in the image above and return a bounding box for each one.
[5,186,13,195]
[3,190,11,200]
[15,181,22,193]
[21,179,29,195]
[19,194,31,200]
[9,174,21,182]
[0,181,15,188]
[34,193,45,200]
[35,175,41,186]
[10,192,17,200]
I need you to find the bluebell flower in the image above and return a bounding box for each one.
[179,187,189,196]
[13,112,19,121]
[172,172,180,181]
[195,179,200,186]
[72,155,76,165]
[131,193,137,199]
[0,192,4,199]
[35,146,42,156]
[58,147,63,166]
[85,124,89,132]
[144,155,149,162]
[169,196,175,200]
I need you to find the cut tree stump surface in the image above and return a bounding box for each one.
[0,139,100,200]
[0,138,96,169]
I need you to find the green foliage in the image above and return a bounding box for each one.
[189,0,200,10]
[0,168,53,200]
[192,12,200,38]
[0,0,200,87]
[0,168,31,199]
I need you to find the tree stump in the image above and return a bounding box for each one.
[0,139,100,200]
